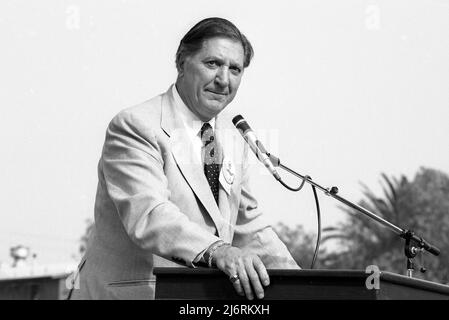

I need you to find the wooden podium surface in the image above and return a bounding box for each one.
[154,268,449,300]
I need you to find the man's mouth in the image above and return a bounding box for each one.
[206,89,227,96]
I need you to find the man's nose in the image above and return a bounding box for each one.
[215,67,229,87]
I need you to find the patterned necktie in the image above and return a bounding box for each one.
[200,122,220,205]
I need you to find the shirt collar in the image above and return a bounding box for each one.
[172,84,215,137]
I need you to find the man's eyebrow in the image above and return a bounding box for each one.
[231,62,243,70]
[203,56,223,62]
[203,56,243,69]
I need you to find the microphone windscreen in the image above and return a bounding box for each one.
[232,115,244,126]
[232,115,251,133]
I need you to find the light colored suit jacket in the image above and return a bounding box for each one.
[69,85,298,300]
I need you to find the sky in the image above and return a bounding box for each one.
[0,0,448,266]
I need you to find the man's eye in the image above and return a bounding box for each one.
[206,61,217,67]
[230,67,241,74]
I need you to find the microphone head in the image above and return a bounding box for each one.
[232,115,244,126]
[232,115,252,134]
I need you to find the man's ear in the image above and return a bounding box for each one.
[177,59,185,77]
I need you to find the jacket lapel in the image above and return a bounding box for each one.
[215,111,245,241]
[160,86,225,237]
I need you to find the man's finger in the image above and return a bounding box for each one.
[237,264,253,300]
[253,257,270,287]
[229,270,244,296]
[244,258,265,299]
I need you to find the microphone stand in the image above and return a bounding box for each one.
[268,153,441,278]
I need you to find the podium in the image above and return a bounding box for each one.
[154,268,449,300]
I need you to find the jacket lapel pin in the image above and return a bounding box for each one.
[222,158,235,185]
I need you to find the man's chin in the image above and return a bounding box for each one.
[202,102,228,118]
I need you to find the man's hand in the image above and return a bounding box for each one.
[212,246,270,300]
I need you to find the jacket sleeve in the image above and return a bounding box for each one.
[232,146,300,269]
[100,110,219,267]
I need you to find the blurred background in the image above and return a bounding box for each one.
[0,0,448,299]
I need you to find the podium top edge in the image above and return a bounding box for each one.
[153,268,449,294]
[153,267,367,277]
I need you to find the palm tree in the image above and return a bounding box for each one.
[277,168,449,283]
[321,173,410,271]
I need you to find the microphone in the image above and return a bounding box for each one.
[232,115,281,181]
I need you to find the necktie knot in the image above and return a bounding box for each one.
[200,122,212,135]
[200,122,215,147]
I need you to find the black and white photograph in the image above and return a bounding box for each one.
[0,0,448,305]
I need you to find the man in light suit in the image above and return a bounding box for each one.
[69,17,299,300]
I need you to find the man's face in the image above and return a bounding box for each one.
[176,37,245,121]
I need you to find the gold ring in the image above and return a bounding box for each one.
[229,274,239,283]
